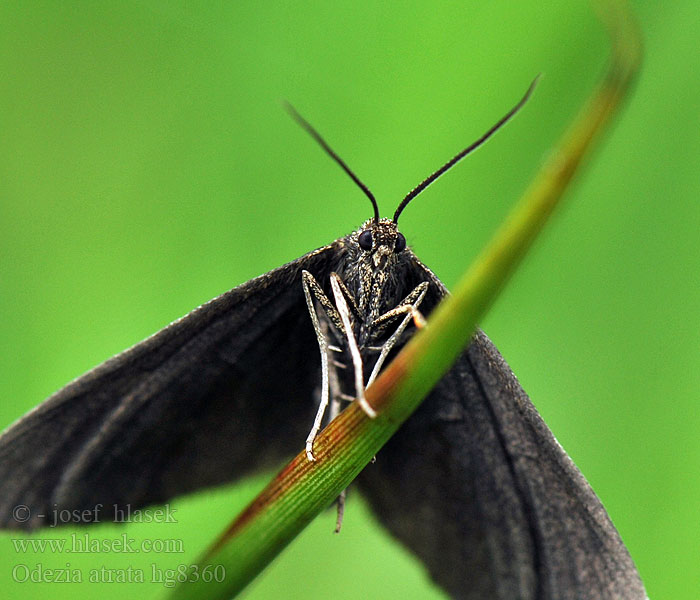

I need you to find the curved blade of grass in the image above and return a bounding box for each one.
[169,2,641,598]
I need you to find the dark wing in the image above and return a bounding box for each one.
[358,255,646,600]
[0,244,338,530]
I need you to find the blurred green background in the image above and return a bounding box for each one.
[0,1,697,598]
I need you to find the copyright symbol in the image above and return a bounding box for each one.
[12,505,30,523]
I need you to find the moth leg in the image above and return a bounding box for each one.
[371,281,429,332]
[329,274,362,322]
[334,489,347,534]
[327,363,347,533]
[301,270,345,332]
[328,344,348,370]
[330,274,376,418]
[302,270,342,461]
[366,282,429,387]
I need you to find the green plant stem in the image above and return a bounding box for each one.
[169,2,641,598]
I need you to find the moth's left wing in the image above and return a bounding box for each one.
[0,244,337,530]
[358,255,646,600]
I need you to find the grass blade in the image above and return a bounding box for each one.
[169,2,642,598]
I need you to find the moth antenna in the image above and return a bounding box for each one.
[284,102,380,224]
[393,75,540,223]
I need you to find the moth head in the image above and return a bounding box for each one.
[357,218,406,257]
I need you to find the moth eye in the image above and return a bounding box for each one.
[358,230,373,250]
[394,233,406,252]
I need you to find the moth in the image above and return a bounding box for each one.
[0,81,646,599]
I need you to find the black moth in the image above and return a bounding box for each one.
[0,81,645,599]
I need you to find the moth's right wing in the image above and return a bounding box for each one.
[0,244,338,530]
